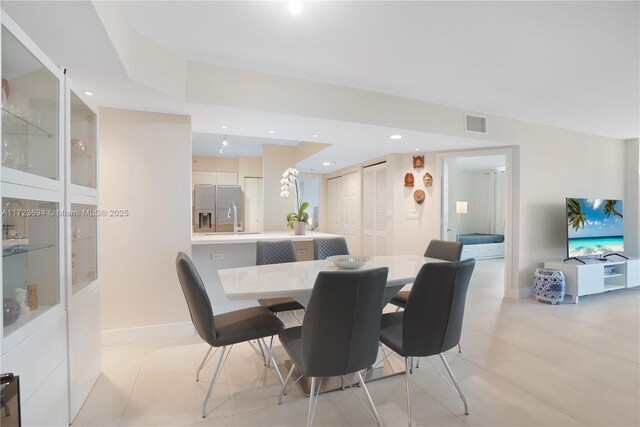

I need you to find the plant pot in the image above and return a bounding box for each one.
[293,221,306,235]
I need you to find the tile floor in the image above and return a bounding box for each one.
[72,259,640,426]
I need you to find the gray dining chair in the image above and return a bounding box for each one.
[389,239,464,309]
[379,259,475,426]
[278,267,389,427]
[256,240,306,316]
[313,237,350,260]
[175,252,285,418]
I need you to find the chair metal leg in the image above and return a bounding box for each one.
[202,345,230,418]
[267,335,275,367]
[278,364,296,404]
[415,357,420,369]
[258,339,267,366]
[196,346,214,382]
[307,377,321,427]
[405,358,412,426]
[439,353,469,415]
[356,371,385,427]
[458,342,462,353]
[260,337,285,385]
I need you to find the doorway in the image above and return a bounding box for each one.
[441,149,515,298]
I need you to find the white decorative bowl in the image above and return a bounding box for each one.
[326,255,372,270]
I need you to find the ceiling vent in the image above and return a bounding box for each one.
[464,114,487,134]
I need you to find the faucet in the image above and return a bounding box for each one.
[227,202,238,235]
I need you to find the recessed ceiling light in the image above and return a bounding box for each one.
[390,134,403,140]
[414,148,420,151]
[322,162,331,166]
[84,91,93,96]
[268,130,275,134]
[289,1,303,15]
[221,125,228,129]
[311,134,319,138]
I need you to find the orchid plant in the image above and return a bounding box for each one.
[280,167,309,229]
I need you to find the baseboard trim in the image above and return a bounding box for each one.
[102,322,195,346]
[508,286,534,299]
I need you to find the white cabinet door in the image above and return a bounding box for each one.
[217,172,238,185]
[192,171,217,190]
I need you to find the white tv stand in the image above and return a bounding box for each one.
[544,257,640,303]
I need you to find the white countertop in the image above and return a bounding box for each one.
[218,255,446,300]
[191,231,342,245]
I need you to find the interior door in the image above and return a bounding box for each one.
[244,177,262,232]
[362,162,387,256]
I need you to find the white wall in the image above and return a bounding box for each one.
[625,138,640,257]
[238,156,263,188]
[516,135,625,293]
[98,108,193,344]
[262,144,297,231]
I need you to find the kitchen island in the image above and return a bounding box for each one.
[191,231,341,313]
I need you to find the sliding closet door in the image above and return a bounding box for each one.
[362,162,387,256]
[327,172,362,254]
[327,176,343,235]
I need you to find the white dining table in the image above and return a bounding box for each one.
[217,255,445,395]
[218,254,444,307]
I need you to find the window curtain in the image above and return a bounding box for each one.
[488,171,506,234]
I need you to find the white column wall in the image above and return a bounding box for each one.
[98,108,193,344]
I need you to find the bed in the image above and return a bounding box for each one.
[458,233,505,260]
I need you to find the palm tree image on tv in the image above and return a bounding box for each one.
[566,198,624,257]
[567,198,586,231]
[603,199,623,220]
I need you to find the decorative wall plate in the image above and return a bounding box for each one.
[413,155,424,169]
[404,172,414,187]
[414,189,425,204]
[423,172,433,187]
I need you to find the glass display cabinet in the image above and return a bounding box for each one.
[1,12,100,424]
[1,25,60,184]
[1,12,84,426]
[2,17,64,344]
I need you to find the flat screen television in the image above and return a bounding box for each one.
[566,198,624,258]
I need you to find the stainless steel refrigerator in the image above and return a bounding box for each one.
[215,185,243,232]
[193,184,216,232]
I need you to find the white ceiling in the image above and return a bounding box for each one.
[192,132,299,158]
[121,1,639,139]
[2,1,638,173]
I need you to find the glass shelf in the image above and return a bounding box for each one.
[2,106,54,138]
[3,242,54,257]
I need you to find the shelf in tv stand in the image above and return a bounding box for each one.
[544,257,640,303]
